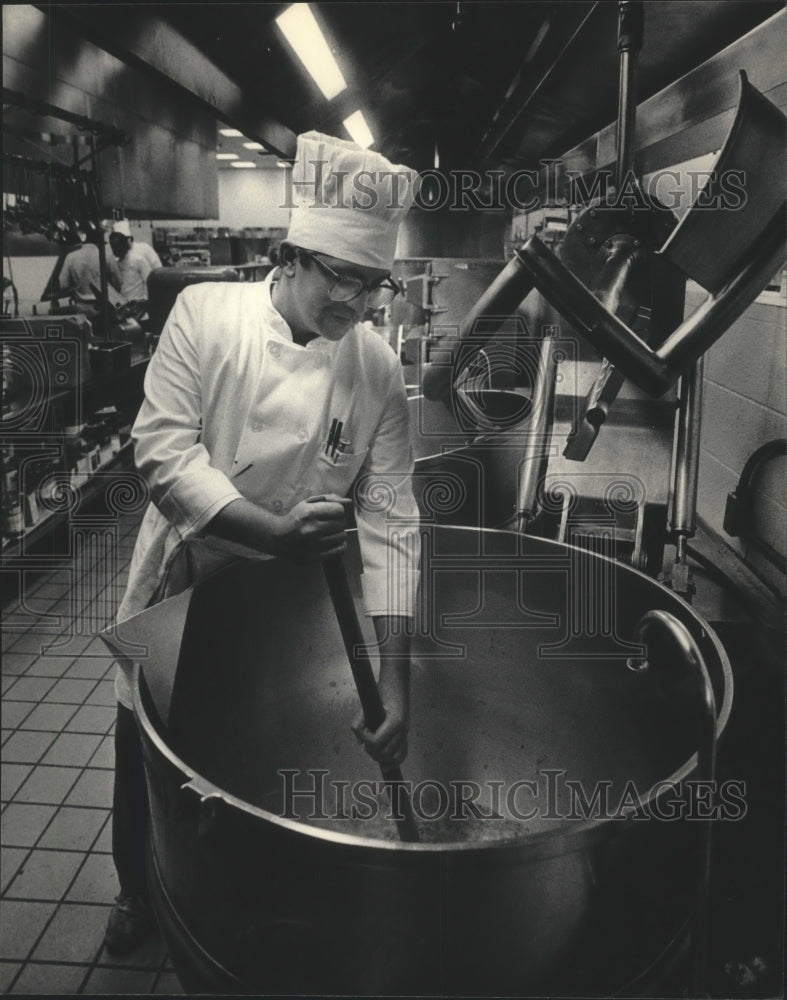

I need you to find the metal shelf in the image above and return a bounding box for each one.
[1,440,134,559]
[2,354,149,428]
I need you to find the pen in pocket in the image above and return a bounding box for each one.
[325,418,338,455]
[325,418,344,458]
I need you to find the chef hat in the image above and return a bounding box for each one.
[286,131,416,270]
[113,219,131,237]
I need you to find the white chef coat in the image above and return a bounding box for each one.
[116,242,162,300]
[115,272,420,707]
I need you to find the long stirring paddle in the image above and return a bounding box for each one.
[321,554,419,843]
[312,495,418,843]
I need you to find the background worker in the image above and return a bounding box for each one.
[59,224,121,316]
[109,219,162,303]
[104,131,421,956]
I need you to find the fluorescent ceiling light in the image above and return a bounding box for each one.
[277,161,292,168]
[243,142,265,150]
[343,111,374,148]
[216,153,239,160]
[219,128,243,137]
[230,161,257,169]
[275,4,347,100]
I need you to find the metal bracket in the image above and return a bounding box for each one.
[422,74,786,403]
[404,270,449,317]
[181,780,225,840]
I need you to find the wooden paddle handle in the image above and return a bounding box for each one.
[322,555,419,843]
[322,556,385,728]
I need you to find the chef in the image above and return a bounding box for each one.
[109,219,162,302]
[105,132,421,955]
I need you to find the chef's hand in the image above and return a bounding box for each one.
[268,495,350,562]
[208,494,350,562]
[352,700,409,768]
[352,619,411,768]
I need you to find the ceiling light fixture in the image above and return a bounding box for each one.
[342,111,374,148]
[216,153,239,160]
[230,161,257,169]
[243,142,265,150]
[275,4,347,100]
[277,161,292,168]
[219,128,243,137]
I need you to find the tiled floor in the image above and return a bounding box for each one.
[1,510,183,995]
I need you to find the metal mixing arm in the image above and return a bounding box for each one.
[422,72,786,403]
[563,1,648,461]
[562,235,643,459]
[665,360,704,599]
[423,202,784,403]
[512,213,785,397]
[515,333,560,530]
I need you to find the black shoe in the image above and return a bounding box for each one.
[104,894,153,955]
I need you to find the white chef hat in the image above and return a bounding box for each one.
[113,219,131,237]
[286,131,416,270]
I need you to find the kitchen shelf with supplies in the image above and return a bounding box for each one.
[1,439,134,559]
[2,314,149,557]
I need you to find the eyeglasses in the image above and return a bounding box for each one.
[296,249,401,309]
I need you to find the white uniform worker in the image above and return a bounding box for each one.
[110,220,162,301]
[104,132,420,957]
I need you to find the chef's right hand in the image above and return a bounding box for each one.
[267,494,349,562]
[207,494,350,562]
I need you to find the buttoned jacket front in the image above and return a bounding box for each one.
[115,275,419,705]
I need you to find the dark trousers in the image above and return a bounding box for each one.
[112,704,149,899]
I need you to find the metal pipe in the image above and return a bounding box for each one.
[515,212,786,396]
[615,2,644,189]
[629,609,717,999]
[671,359,704,545]
[84,134,111,340]
[2,86,129,145]
[515,236,670,394]
[95,232,111,340]
[516,333,559,530]
[478,3,599,161]
[563,237,642,459]
[423,196,784,409]
[616,48,636,189]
